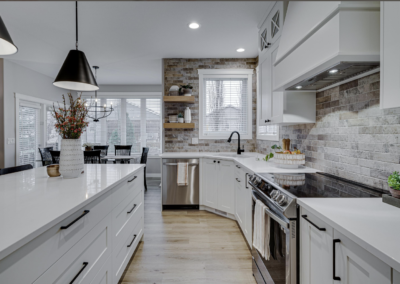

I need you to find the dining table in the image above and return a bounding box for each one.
[101,155,141,163]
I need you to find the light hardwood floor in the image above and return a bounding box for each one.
[119,178,256,284]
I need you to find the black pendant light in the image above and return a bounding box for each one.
[0,16,18,55]
[53,1,98,91]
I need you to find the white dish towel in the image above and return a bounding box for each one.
[253,199,271,260]
[177,162,188,186]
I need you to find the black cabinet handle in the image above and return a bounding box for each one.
[265,119,271,123]
[213,160,216,163]
[218,161,220,163]
[333,239,341,281]
[127,204,137,214]
[245,173,249,189]
[70,262,89,284]
[301,215,326,231]
[236,165,241,168]
[60,210,90,230]
[128,176,137,182]
[127,234,137,247]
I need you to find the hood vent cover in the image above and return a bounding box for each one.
[286,62,380,91]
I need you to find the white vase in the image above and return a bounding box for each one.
[59,138,84,179]
[184,107,192,123]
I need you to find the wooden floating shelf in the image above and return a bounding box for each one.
[163,123,195,129]
[163,96,195,103]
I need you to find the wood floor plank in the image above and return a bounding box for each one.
[119,179,256,284]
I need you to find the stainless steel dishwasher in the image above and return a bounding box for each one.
[162,158,199,209]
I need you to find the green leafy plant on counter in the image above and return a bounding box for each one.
[263,144,282,162]
[388,171,400,190]
[179,83,193,92]
[178,113,183,118]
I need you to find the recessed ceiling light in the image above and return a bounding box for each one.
[189,23,200,29]
[236,48,245,52]
[296,86,302,89]
[329,69,338,74]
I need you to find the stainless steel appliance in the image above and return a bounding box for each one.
[162,158,199,209]
[249,172,384,284]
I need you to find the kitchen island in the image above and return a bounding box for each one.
[0,164,145,284]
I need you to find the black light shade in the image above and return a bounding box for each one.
[0,16,17,55]
[53,49,99,91]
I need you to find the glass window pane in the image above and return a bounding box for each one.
[19,106,39,167]
[46,105,61,150]
[106,99,121,154]
[126,99,141,154]
[145,99,161,155]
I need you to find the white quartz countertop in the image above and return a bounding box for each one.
[298,198,400,272]
[160,152,319,174]
[0,164,144,261]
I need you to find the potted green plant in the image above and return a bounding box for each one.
[263,144,282,162]
[388,171,400,198]
[82,142,93,151]
[179,83,193,96]
[177,113,184,123]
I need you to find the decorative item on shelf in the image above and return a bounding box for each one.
[282,138,290,151]
[169,85,180,96]
[85,66,113,122]
[179,83,193,96]
[47,165,61,177]
[184,107,192,123]
[82,142,93,151]
[177,113,184,123]
[52,94,89,179]
[169,114,178,123]
[53,1,98,92]
[388,171,400,199]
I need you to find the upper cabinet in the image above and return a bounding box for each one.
[380,1,400,109]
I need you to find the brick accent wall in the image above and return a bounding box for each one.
[256,72,399,192]
[163,58,257,152]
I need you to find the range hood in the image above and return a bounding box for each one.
[273,2,380,92]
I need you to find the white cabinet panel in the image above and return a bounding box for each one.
[217,160,234,214]
[380,2,400,109]
[260,54,272,124]
[202,158,218,208]
[90,257,112,284]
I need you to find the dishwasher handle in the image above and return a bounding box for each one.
[163,163,199,166]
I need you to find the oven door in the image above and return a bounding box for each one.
[251,190,297,284]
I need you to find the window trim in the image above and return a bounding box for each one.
[255,67,279,141]
[198,69,253,140]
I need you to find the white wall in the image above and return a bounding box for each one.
[2,60,75,168]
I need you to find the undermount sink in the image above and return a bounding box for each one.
[214,153,254,159]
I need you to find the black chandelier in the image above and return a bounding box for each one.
[86,66,113,122]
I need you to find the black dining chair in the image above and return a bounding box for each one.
[94,145,109,164]
[38,147,53,166]
[0,164,33,175]
[114,145,132,164]
[84,150,101,164]
[140,147,149,191]
[49,150,61,164]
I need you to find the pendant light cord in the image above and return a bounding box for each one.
[75,1,78,50]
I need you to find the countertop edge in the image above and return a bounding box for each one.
[0,165,145,261]
[297,199,400,273]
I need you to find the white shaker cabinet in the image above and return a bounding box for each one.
[202,158,219,208]
[380,1,400,109]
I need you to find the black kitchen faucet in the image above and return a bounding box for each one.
[227,131,245,155]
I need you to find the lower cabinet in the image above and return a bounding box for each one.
[202,158,234,215]
[300,207,391,284]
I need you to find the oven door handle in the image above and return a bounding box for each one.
[252,192,289,229]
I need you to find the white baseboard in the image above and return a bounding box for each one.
[147,173,161,178]
[199,205,236,220]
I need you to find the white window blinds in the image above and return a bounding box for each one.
[202,78,249,137]
[18,103,40,167]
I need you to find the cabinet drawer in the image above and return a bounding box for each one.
[114,170,144,206]
[0,187,116,284]
[90,256,112,284]
[113,216,144,283]
[33,214,111,284]
[112,188,143,251]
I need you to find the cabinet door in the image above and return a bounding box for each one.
[300,208,333,284]
[244,171,253,247]
[334,230,391,284]
[381,2,400,109]
[217,160,234,214]
[260,54,272,124]
[235,175,244,227]
[202,158,218,208]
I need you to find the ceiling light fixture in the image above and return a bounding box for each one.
[296,86,302,89]
[53,1,98,91]
[329,69,338,74]
[236,48,245,52]
[0,16,18,55]
[189,23,200,29]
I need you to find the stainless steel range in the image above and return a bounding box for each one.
[248,172,384,284]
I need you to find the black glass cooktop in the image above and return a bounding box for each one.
[256,172,385,198]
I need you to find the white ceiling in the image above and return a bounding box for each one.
[0,1,271,85]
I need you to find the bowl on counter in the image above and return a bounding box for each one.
[47,165,61,177]
[274,152,305,168]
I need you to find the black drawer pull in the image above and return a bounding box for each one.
[333,239,341,281]
[127,204,137,214]
[301,215,326,231]
[60,210,90,230]
[128,176,137,182]
[218,161,220,163]
[127,234,137,247]
[70,262,88,284]
[213,160,216,163]
[236,178,241,182]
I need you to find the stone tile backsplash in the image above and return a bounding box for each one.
[163,58,257,152]
[256,72,398,191]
